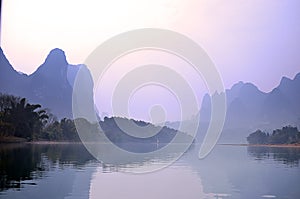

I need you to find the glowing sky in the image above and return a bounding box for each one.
[1,0,300,121]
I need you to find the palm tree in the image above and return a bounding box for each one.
[7,98,49,139]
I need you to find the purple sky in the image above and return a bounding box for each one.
[1,0,300,121]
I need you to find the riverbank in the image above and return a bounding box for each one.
[0,136,27,143]
[29,141,82,144]
[219,143,300,148]
[0,136,81,144]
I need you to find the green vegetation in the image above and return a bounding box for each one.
[0,93,190,144]
[247,126,300,145]
[0,93,79,142]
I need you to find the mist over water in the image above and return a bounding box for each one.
[0,144,299,199]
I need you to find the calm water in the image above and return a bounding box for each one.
[0,143,299,199]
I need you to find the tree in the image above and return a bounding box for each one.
[41,121,63,140]
[247,126,300,145]
[60,118,79,141]
[0,93,20,112]
[0,94,83,141]
[269,126,299,144]
[40,118,80,141]
[247,130,268,144]
[0,120,15,136]
[3,98,49,139]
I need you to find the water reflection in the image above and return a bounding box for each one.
[0,144,299,199]
[0,143,94,192]
[0,143,189,194]
[184,145,300,199]
[247,146,300,166]
[90,165,214,199]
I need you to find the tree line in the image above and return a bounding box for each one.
[0,93,80,141]
[0,93,192,144]
[247,126,300,145]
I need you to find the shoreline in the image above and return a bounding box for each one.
[1,136,300,148]
[0,136,82,144]
[219,143,300,148]
[28,141,83,145]
[0,141,83,145]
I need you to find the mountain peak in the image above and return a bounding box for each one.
[230,81,244,89]
[44,48,68,66]
[281,76,291,82]
[227,81,245,95]
[49,48,65,55]
[294,72,300,81]
[242,82,259,91]
[278,76,292,89]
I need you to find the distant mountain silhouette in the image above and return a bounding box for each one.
[199,74,300,142]
[0,48,88,118]
[1,47,299,143]
[0,48,28,96]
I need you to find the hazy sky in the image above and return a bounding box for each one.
[1,0,300,121]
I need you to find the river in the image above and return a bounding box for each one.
[0,143,299,199]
